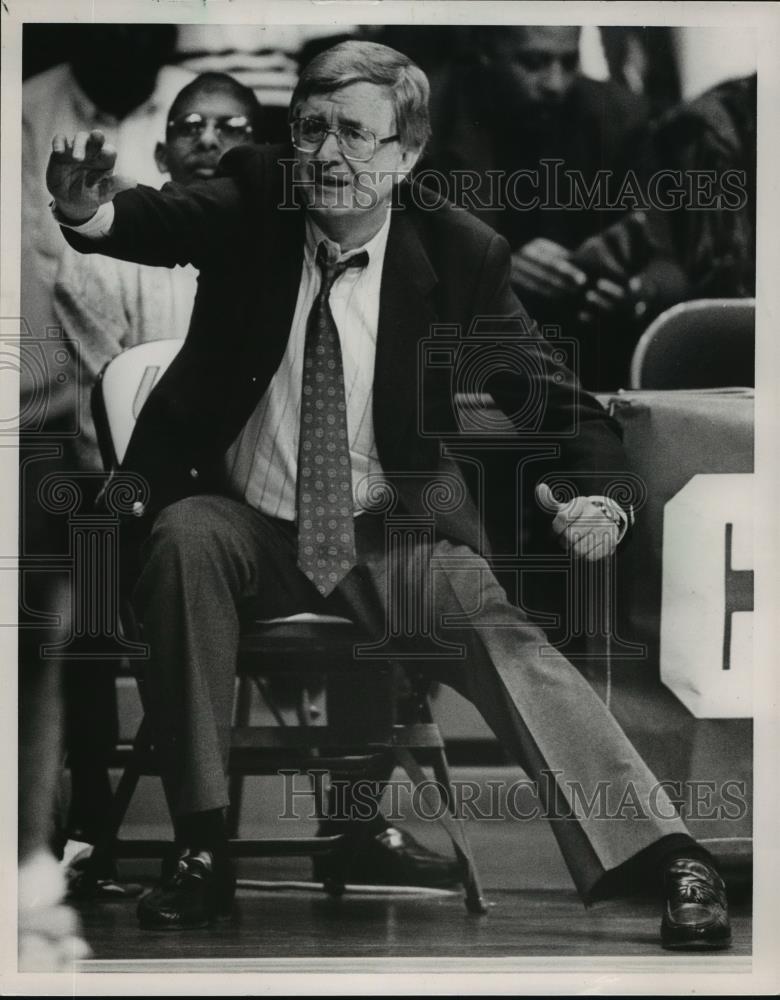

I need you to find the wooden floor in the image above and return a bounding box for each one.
[76,883,751,968]
[70,770,752,972]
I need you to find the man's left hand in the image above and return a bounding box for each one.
[535,483,622,561]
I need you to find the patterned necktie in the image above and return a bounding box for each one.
[296,241,369,596]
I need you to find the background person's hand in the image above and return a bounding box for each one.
[535,483,621,561]
[47,130,134,223]
[510,237,588,300]
[584,276,626,313]
[577,275,647,326]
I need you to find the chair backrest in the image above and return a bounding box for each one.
[629,298,755,390]
[92,338,184,469]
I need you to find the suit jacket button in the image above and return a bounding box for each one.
[190,467,199,479]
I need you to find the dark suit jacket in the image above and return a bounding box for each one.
[64,143,627,554]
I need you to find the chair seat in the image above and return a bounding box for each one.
[256,613,355,626]
[238,613,367,664]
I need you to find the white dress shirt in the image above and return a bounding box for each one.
[224,212,390,520]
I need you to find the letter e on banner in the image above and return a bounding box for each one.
[660,474,753,718]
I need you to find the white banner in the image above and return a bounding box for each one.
[661,473,753,718]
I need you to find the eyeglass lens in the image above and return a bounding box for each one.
[169,114,251,139]
[292,118,375,160]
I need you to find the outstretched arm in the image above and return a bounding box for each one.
[46,130,248,269]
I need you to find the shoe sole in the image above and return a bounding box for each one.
[661,934,732,951]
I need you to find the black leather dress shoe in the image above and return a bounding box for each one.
[661,858,732,950]
[313,826,461,889]
[137,850,235,930]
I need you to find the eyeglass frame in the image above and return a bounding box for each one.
[166,113,253,142]
[290,116,401,162]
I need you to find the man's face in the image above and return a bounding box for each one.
[156,88,255,186]
[291,82,420,225]
[490,26,581,116]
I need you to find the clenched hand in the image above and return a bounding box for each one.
[535,482,622,561]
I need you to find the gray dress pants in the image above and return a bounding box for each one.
[132,494,689,902]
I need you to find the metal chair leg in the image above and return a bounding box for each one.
[393,745,489,915]
[253,676,287,727]
[294,687,329,821]
[86,716,151,880]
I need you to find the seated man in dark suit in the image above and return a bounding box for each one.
[46,40,729,949]
[53,66,456,892]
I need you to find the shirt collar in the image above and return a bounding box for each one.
[304,208,392,271]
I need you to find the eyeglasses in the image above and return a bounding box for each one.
[290,117,400,162]
[167,113,253,142]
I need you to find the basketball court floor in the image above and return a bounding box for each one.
[70,766,752,973]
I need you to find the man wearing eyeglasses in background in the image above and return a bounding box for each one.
[47,41,730,950]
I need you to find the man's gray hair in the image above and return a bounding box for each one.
[290,40,432,153]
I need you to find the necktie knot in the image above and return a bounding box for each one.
[316,242,369,298]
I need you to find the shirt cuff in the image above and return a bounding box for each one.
[50,200,115,237]
[592,497,634,545]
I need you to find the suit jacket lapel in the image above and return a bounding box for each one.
[374,204,438,460]
[247,176,306,381]
[246,185,438,455]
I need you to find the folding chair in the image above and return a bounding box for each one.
[87,339,487,913]
[629,298,755,389]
